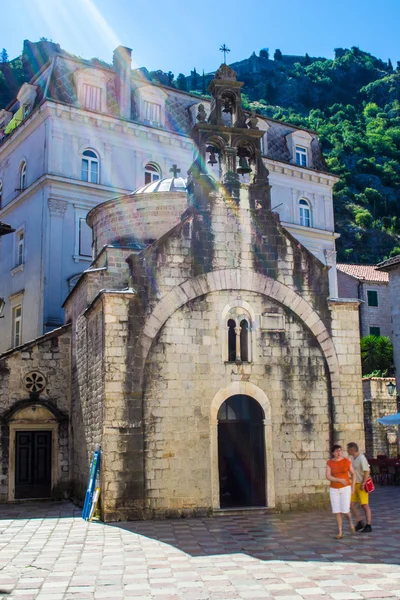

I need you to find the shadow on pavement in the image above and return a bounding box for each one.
[110,486,400,565]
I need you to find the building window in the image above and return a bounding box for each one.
[228,319,236,362]
[240,320,249,362]
[299,199,311,227]
[367,290,378,307]
[370,326,381,337]
[143,101,161,125]
[12,305,22,347]
[295,146,307,167]
[82,84,102,111]
[260,133,267,156]
[81,150,99,184]
[73,207,93,263]
[227,316,251,362]
[16,229,24,266]
[144,162,161,185]
[20,161,27,190]
[79,217,92,257]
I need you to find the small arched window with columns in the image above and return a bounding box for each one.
[225,308,252,363]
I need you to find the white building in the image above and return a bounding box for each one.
[0,41,339,353]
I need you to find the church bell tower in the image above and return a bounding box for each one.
[188,63,271,211]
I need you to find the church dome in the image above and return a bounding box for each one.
[132,177,187,195]
[88,176,189,254]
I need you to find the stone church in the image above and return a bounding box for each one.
[0,65,364,520]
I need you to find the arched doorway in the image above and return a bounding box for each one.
[218,395,266,508]
[7,404,60,501]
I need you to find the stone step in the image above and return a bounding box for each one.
[212,506,280,517]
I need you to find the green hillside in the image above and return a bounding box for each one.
[183,48,400,263]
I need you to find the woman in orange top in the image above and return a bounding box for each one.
[326,444,356,539]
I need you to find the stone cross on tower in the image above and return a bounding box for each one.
[219,44,231,64]
[170,164,181,178]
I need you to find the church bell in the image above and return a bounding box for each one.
[207,146,218,166]
[222,99,232,114]
[237,156,251,176]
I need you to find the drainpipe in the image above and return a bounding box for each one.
[358,280,363,337]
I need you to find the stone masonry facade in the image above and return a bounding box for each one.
[363,377,398,457]
[0,65,365,520]
[0,326,71,501]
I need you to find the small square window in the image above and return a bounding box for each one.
[370,326,381,337]
[367,290,378,307]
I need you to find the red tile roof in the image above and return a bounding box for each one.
[337,264,389,283]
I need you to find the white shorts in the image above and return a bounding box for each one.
[329,486,351,514]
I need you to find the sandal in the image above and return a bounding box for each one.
[335,533,343,539]
[350,525,356,535]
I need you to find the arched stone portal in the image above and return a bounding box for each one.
[218,395,265,508]
[210,381,275,510]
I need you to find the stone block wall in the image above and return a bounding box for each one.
[142,290,331,515]
[363,378,398,457]
[360,281,391,339]
[100,293,145,520]
[386,268,400,391]
[337,270,358,299]
[69,302,104,502]
[329,300,364,446]
[0,326,71,501]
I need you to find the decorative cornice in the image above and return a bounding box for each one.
[266,159,339,185]
[48,198,68,217]
[282,221,340,241]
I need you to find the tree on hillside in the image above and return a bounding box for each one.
[264,82,276,103]
[176,73,187,91]
[202,70,206,95]
[167,71,174,86]
[1,48,8,63]
[388,58,393,71]
[360,335,394,376]
[191,68,198,91]
[304,53,311,66]
[259,48,269,60]
[274,49,282,61]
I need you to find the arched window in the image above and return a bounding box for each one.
[226,311,252,363]
[228,319,236,362]
[81,149,99,184]
[240,320,249,362]
[144,162,161,185]
[20,161,27,191]
[299,198,311,227]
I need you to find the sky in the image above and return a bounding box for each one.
[1,0,399,75]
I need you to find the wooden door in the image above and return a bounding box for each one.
[218,395,266,508]
[15,431,52,499]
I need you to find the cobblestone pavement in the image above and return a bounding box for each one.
[0,487,399,600]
